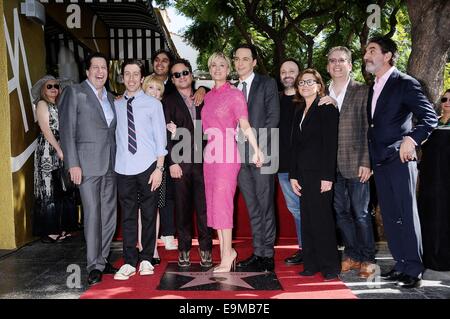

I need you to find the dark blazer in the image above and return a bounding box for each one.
[162,89,206,166]
[58,80,117,176]
[289,96,339,182]
[367,69,437,166]
[239,73,280,164]
[336,79,370,178]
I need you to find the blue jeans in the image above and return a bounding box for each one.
[333,172,375,262]
[278,173,302,247]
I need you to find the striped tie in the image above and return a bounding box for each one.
[126,96,137,154]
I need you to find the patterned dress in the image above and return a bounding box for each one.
[33,101,62,236]
[201,82,248,229]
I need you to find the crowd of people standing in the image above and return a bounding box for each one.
[32,35,447,289]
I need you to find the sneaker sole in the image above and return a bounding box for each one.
[113,272,136,280]
[139,270,154,276]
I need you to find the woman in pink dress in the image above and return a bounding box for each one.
[202,52,263,273]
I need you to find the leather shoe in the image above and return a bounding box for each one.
[262,257,275,272]
[299,269,318,276]
[284,250,303,265]
[236,254,263,271]
[396,274,421,288]
[323,273,339,281]
[88,269,102,286]
[151,257,161,265]
[381,269,404,281]
[103,262,118,274]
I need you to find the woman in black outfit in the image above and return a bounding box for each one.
[289,68,341,280]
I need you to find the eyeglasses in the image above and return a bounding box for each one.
[297,79,318,87]
[328,58,348,65]
[172,70,190,79]
[441,97,449,103]
[46,84,60,90]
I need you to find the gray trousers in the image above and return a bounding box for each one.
[238,164,276,258]
[79,169,117,272]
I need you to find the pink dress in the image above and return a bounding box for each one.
[201,82,248,229]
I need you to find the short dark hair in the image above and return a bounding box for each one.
[367,36,398,66]
[234,43,258,60]
[151,49,175,65]
[280,58,301,71]
[170,58,193,76]
[121,59,146,77]
[85,52,108,71]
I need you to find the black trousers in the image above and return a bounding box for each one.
[238,164,276,258]
[117,163,158,266]
[373,157,424,277]
[299,170,340,276]
[173,163,212,252]
[159,172,176,236]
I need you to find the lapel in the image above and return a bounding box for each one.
[300,96,320,130]
[175,90,195,129]
[81,80,108,126]
[247,73,260,108]
[372,69,399,119]
[339,79,356,117]
[107,92,116,127]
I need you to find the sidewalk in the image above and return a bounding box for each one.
[0,235,449,299]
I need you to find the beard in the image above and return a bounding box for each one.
[281,77,295,89]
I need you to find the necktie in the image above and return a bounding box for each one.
[126,96,137,154]
[241,81,248,102]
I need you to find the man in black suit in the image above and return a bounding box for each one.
[233,44,280,272]
[364,36,437,288]
[163,59,213,268]
[150,50,208,251]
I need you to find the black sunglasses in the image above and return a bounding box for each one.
[172,70,190,79]
[46,84,60,90]
[441,97,449,103]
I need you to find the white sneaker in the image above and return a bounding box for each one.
[160,235,178,250]
[139,260,154,276]
[113,264,136,280]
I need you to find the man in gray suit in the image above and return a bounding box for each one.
[326,46,376,278]
[233,44,280,272]
[59,52,118,286]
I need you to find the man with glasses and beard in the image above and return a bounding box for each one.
[162,59,213,268]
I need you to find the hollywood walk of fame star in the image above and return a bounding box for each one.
[167,270,264,289]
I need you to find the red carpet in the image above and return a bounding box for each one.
[80,238,356,299]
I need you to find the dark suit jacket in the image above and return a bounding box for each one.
[289,96,339,182]
[58,80,117,176]
[162,89,206,166]
[367,69,438,166]
[239,73,280,165]
[336,79,370,178]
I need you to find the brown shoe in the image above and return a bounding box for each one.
[358,262,376,278]
[341,258,361,273]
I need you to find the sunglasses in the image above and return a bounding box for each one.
[172,70,190,79]
[46,84,60,90]
[441,97,449,103]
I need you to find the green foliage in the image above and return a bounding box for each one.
[444,63,450,92]
[156,0,414,83]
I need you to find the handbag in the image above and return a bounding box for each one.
[58,165,75,192]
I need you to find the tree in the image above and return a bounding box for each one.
[155,0,448,98]
[406,0,450,104]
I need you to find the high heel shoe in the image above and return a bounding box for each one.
[213,249,237,273]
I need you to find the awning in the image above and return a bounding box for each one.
[42,0,178,60]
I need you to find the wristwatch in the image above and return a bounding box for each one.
[156,166,165,172]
